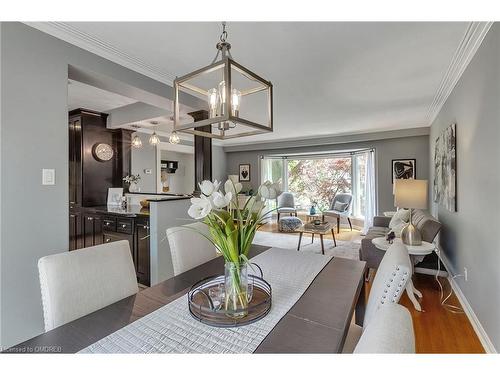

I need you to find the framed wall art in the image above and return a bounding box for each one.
[239,164,251,182]
[392,159,416,184]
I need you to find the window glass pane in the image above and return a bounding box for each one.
[287,157,352,211]
[353,153,367,218]
[260,158,284,211]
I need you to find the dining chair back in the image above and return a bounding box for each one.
[167,222,219,276]
[364,242,412,327]
[38,240,139,331]
[354,304,415,353]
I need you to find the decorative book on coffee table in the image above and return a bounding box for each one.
[304,222,331,231]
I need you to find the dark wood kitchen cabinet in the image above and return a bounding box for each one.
[70,208,151,285]
[69,118,82,209]
[68,108,150,286]
[69,109,132,207]
[69,210,83,251]
[83,213,103,248]
[134,219,150,286]
[101,214,150,286]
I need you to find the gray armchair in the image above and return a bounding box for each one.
[322,193,353,233]
[276,192,297,221]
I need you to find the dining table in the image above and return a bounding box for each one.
[7,244,366,353]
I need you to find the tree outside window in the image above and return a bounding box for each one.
[287,157,352,211]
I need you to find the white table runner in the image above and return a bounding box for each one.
[80,248,331,353]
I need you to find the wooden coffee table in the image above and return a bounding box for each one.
[296,223,336,255]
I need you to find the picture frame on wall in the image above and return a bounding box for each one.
[239,164,251,182]
[392,159,416,184]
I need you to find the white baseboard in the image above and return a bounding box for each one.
[414,266,448,277]
[436,247,497,353]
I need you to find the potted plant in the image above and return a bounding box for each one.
[186,179,280,318]
[123,174,141,193]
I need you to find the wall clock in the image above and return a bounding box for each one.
[92,143,114,162]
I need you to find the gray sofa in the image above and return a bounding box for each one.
[359,209,442,277]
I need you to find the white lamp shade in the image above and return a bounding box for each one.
[394,179,428,209]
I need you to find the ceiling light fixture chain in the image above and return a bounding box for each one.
[219,21,228,43]
[212,21,233,64]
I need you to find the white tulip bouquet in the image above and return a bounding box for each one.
[188,179,280,262]
[187,179,280,315]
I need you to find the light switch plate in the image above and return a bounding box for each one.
[42,169,55,185]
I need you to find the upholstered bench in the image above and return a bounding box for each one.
[278,216,303,232]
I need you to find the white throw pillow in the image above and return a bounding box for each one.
[389,209,410,229]
[392,222,408,237]
[333,201,348,211]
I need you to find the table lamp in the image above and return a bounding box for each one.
[394,179,428,245]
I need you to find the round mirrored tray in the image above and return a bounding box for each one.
[188,274,272,327]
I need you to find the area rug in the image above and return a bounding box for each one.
[253,231,360,260]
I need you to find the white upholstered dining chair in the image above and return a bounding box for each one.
[343,242,412,353]
[353,303,415,353]
[38,240,139,332]
[167,222,219,276]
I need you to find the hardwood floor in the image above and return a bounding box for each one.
[258,219,485,353]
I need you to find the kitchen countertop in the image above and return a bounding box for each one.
[87,205,149,217]
[86,195,192,217]
[146,196,192,202]
[125,192,192,203]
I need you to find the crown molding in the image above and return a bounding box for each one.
[425,22,493,126]
[24,22,176,85]
[223,126,430,153]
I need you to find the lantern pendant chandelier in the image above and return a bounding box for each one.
[173,22,273,140]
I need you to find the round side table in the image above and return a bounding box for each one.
[372,237,436,312]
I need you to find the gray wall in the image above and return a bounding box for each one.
[225,131,430,214]
[130,133,227,193]
[429,23,500,351]
[149,199,191,284]
[131,132,158,192]
[0,22,175,347]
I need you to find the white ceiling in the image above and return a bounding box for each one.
[67,80,195,140]
[59,22,472,144]
[67,79,137,112]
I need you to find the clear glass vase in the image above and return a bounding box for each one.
[128,182,140,193]
[224,262,249,318]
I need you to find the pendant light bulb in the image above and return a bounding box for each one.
[131,134,143,148]
[231,89,241,117]
[208,88,218,118]
[149,132,160,146]
[169,131,180,145]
